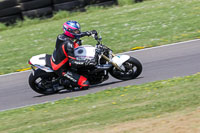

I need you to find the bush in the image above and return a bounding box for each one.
[51,10,71,20]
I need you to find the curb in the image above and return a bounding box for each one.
[16,67,31,72]
[131,46,145,50]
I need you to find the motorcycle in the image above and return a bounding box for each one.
[28,32,142,95]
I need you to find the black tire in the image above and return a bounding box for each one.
[72,7,86,12]
[0,6,21,17]
[52,0,74,4]
[17,0,34,3]
[109,57,142,80]
[22,7,52,18]
[28,69,59,95]
[0,0,17,10]
[53,0,85,11]
[20,0,52,11]
[0,14,22,24]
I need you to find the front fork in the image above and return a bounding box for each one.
[101,53,123,71]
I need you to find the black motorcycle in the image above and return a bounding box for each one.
[28,32,142,94]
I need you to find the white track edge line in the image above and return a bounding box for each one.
[1,39,200,112]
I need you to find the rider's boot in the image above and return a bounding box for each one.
[59,78,71,87]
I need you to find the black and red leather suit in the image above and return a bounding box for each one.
[51,33,91,90]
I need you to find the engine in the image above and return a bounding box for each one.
[87,71,109,85]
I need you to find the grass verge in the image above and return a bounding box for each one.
[0,73,200,133]
[0,0,200,74]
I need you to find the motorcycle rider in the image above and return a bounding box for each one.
[51,20,97,91]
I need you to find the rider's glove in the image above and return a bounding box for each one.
[85,31,92,36]
[90,30,97,35]
[81,30,97,37]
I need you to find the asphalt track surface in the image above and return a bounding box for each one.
[0,39,200,111]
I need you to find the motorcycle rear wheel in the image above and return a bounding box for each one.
[110,57,142,80]
[29,69,59,95]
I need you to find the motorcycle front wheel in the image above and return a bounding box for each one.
[29,69,59,95]
[109,57,142,80]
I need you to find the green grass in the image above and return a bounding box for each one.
[0,0,200,74]
[117,0,134,6]
[0,73,200,133]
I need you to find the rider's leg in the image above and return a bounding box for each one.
[62,71,90,90]
[55,68,89,90]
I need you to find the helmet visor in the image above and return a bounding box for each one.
[68,28,80,34]
[73,29,80,34]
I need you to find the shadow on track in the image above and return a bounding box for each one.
[33,77,143,98]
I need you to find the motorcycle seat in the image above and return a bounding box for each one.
[45,54,52,69]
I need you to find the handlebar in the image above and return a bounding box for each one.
[91,31,112,53]
[91,31,102,43]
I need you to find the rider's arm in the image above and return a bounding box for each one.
[75,31,91,38]
[64,41,96,68]
[74,30,98,39]
[55,34,68,49]
[63,41,85,67]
